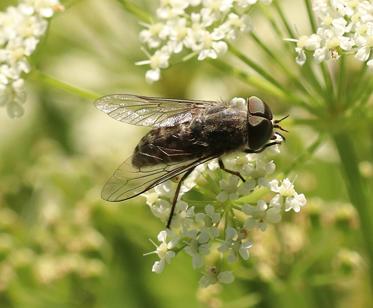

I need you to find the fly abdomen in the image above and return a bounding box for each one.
[132,124,205,167]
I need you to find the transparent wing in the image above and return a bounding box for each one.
[101,155,217,202]
[95,94,223,127]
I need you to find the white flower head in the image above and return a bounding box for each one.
[290,0,373,66]
[0,0,64,117]
[138,0,271,81]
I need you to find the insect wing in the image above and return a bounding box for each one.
[95,94,222,127]
[101,155,217,202]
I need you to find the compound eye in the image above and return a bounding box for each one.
[247,116,273,150]
[248,96,273,120]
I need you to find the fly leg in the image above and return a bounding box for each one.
[167,167,195,229]
[218,158,245,182]
[244,141,282,154]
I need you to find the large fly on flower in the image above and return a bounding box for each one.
[95,94,288,228]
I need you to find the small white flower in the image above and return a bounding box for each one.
[184,235,210,268]
[243,197,283,230]
[149,230,178,273]
[139,23,167,49]
[284,193,307,213]
[269,178,296,197]
[137,48,171,83]
[218,227,253,262]
[199,267,234,287]
[217,176,240,202]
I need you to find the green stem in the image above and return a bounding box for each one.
[250,32,321,102]
[211,60,285,99]
[333,133,373,292]
[228,46,321,115]
[304,0,317,32]
[320,63,336,103]
[116,0,152,23]
[303,0,336,103]
[336,56,346,105]
[270,1,325,98]
[349,77,373,115]
[229,45,285,91]
[31,71,100,100]
[273,0,295,38]
[285,134,325,175]
[348,62,368,104]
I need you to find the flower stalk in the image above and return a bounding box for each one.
[333,133,373,291]
[30,71,100,100]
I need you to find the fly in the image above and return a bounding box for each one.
[95,94,288,228]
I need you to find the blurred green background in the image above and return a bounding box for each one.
[1,0,372,307]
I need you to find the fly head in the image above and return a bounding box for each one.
[246,96,290,152]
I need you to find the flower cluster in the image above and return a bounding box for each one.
[289,0,373,67]
[0,188,106,292]
[137,0,272,83]
[0,139,108,293]
[0,0,64,117]
[143,97,306,288]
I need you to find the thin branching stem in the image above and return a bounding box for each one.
[348,65,371,107]
[336,56,346,105]
[284,134,325,175]
[250,33,323,104]
[270,2,326,100]
[303,0,336,103]
[211,60,284,98]
[31,71,100,100]
[229,46,321,114]
[212,59,322,116]
[229,45,285,91]
[304,0,317,32]
[273,0,295,38]
[116,0,152,23]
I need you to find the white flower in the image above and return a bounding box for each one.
[193,205,220,242]
[217,176,240,202]
[269,178,296,197]
[139,23,167,49]
[269,178,307,212]
[195,31,228,60]
[218,227,253,262]
[184,234,210,268]
[199,267,234,287]
[284,193,307,213]
[20,0,63,18]
[149,230,178,273]
[243,198,282,230]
